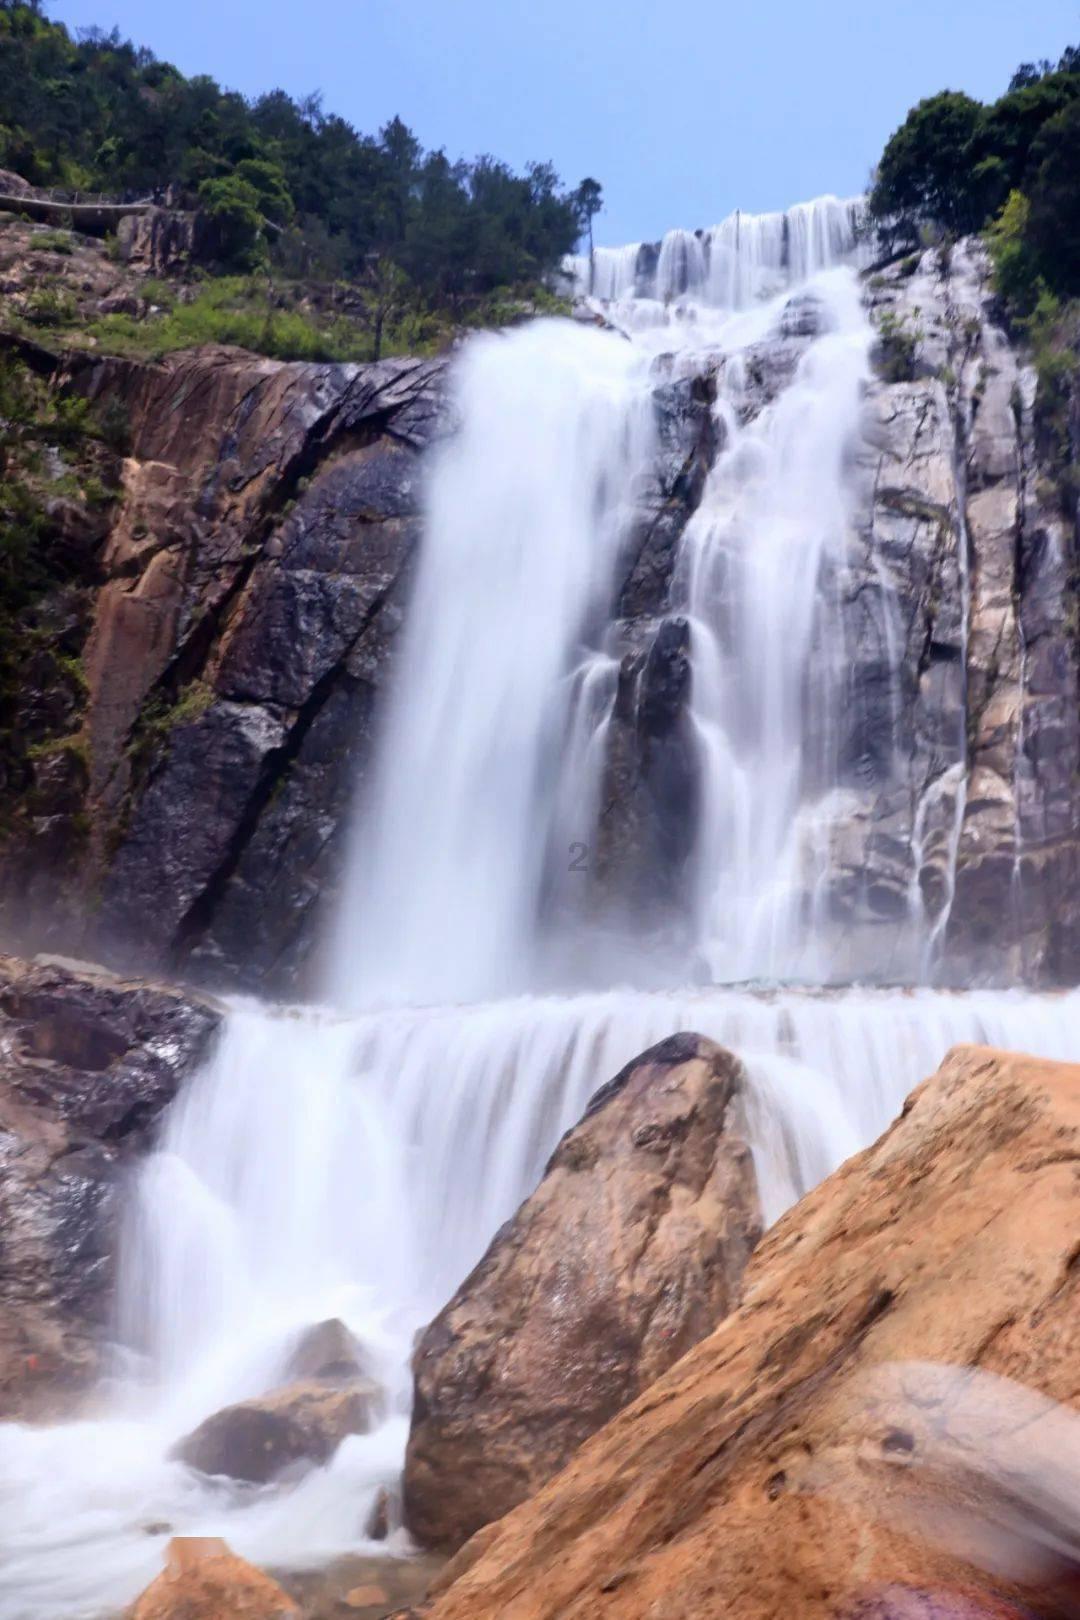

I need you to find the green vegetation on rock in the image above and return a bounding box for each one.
[0,346,121,817]
[73,274,566,364]
[870,45,1080,519]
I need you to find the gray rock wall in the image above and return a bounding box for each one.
[0,954,220,1417]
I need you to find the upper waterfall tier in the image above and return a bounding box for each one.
[564,195,868,308]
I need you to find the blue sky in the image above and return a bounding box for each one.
[49,0,1080,245]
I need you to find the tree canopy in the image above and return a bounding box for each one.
[868,46,1080,308]
[0,0,598,297]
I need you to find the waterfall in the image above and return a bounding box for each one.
[564,195,868,312]
[677,268,874,980]
[326,319,654,1009]
[5,983,1080,1620]
[1,195,1076,1620]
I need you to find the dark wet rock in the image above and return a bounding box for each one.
[174,1379,380,1485]
[364,1486,395,1542]
[0,953,220,1419]
[780,291,827,339]
[616,371,718,621]
[0,343,445,995]
[101,701,290,963]
[590,616,700,942]
[403,1033,761,1552]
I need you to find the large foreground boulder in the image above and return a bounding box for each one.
[413,1045,1080,1619]
[404,1032,762,1551]
[0,954,220,1419]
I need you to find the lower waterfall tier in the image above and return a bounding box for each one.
[1,983,1078,1620]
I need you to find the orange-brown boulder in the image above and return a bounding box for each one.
[129,1537,299,1619]
[173,1379,379,1484]
[414,1044,1080,1620]
[403,1032,762,1551]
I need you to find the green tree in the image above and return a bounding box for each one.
[197,172,266,268]
[574,177,602,257]
[0,1,597,308]
[869,91,987,242]
[234,157,294,226]
[975,71,1080,201]
[1027,99,1080,296]
[365,255,412,359]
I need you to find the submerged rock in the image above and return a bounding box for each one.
[0,953,220,1420]
[273,1549,445,1620]
[130,1537,299,1620]
[173,1379,380,1485]
[415,1043,1080,1620]
[403,1033,762,1551]
[285,1317,367,1383]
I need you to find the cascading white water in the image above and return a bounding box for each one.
[678,268,875,980]
[571,195,899,979]
[1,195,1077,1620]
[564,195,868,310]
[326,319,654,1009]
[5,983,1080,1620]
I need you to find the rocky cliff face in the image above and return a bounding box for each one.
[0,342,445,993]
[844,241,1080,984]
[0,324,716,995]
[592,240,1080,985]
[0,241,1077,993]
[0,954,220,1417]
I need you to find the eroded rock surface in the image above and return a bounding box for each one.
[0,953,219,1418]
[0,340,445,995]
[592,244,1080,986]
[412,1043,1080,1620]
[404,1032,761,1551]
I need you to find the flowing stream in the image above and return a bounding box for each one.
[1,198,1077,1620]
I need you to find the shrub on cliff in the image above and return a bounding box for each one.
[0,352,121,808]
[983,99,1080,318]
